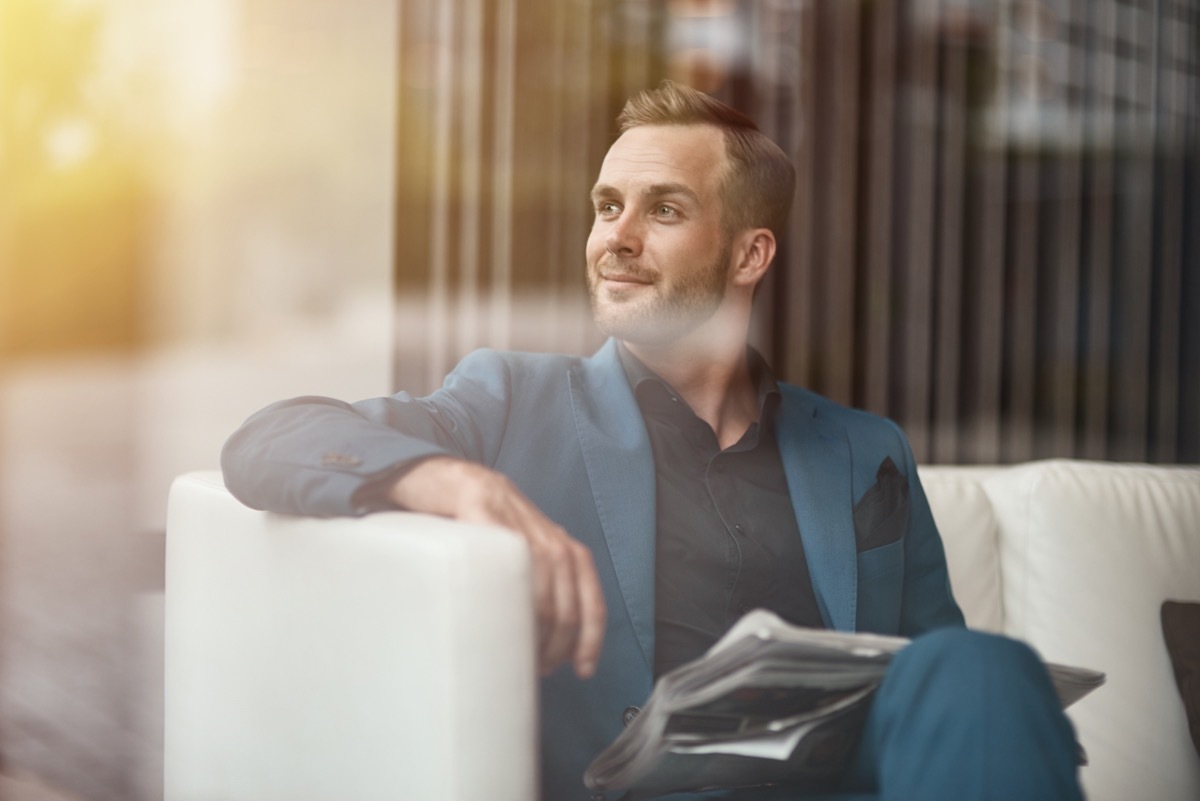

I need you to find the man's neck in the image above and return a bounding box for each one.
[623,338,760,450]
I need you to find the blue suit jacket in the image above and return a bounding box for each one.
[222,339,964,801]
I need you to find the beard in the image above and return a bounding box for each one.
[587,239,733,345]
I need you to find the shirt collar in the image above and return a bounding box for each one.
[615,340,781,429]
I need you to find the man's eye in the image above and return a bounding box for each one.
[597,202,620,215]
[655,206,677,218]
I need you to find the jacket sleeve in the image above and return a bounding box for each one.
[220,349,516,516]
[889,419,966,635]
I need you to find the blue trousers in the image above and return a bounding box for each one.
[655,628,1084,801]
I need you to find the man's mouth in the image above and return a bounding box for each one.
[597,260,655,285]
[601,272,653,285]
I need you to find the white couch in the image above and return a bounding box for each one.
[164,460,1200,801]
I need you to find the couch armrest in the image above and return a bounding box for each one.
[164,471,536,801]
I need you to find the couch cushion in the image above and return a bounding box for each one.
[983,459,1200,801]
[917,466,1004,633]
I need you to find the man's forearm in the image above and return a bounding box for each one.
[220,395,448,516]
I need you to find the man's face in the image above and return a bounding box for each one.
[586,124,734,345]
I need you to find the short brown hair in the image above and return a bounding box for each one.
[617,80,795,240]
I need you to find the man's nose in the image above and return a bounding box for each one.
[605,213,643,257]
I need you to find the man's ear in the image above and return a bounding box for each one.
[731,228,776,288]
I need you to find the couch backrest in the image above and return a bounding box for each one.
[918,465,1005,632]
[920,459,1200,801]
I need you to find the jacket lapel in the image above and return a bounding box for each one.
[775,385,858,632]
[569,339,657,670]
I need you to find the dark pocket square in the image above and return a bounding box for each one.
[853,456,909,552]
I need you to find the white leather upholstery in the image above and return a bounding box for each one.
[924,460,1200,801]
[165,461,1200,801]
[164,471,537,801]
[918,466,1005,633]
[984,461,1200,801]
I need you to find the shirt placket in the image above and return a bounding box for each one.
[704,442,760,626]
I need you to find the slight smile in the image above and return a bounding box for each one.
[600,272,653,285]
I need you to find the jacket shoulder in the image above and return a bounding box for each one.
[778,383,912,452]
[446,348,586,389]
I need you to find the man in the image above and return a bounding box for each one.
[223,81,1082,800]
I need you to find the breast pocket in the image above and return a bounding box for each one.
[853,456,910,552]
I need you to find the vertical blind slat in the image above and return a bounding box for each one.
[1080,0,1118,459]
[859,0,899,418]
[457,0,484,354]
[425,0,456,388]
[824,1,861,405]
[1150,4,1186,463]
[967,1,1013,464]
[1005,155,1041,464]
[1109,4,1156,462]
[781,0,819,391]
[1042,0,1086,460]
[487,0,516,351]
[896,0,940,459]
[932,25,968,465]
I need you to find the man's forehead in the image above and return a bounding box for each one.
[596,124,726,193]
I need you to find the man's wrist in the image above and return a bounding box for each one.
[351,455,455,515]
[349,462,417,514]
[386,455,476,516]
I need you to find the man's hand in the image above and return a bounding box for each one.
[388,456,606,678]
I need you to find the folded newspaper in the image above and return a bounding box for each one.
[584,610,1105,796]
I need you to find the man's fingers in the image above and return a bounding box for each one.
[449,471,602,679]
[536,538,582,675]
[572,545,607,678]
[530,548,556,654]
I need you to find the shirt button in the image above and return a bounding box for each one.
[622,706,641,726]
[320,452,363,467]
[734,523,745,536]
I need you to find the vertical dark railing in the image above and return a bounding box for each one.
[774,0,819,394]
[858,0,899,422]
[393,0,1200,464]
[931,11,968,465]
[1080,0,1117,460]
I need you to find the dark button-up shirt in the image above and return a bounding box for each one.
[617,345,824,678]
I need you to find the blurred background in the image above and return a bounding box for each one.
[1,1,394,798]
[0,0,1196,799]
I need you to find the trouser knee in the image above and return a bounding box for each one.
[889,626,1044,688]
[853,627,1083,801]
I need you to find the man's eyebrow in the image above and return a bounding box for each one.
[590,183,619,203]
[589,182,700,204]
[642,182,700,204]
